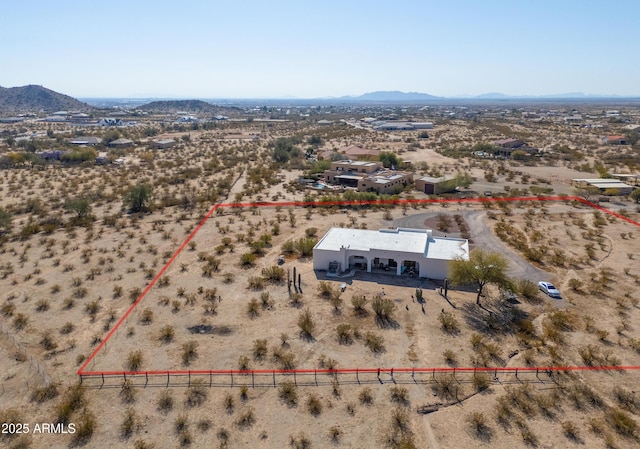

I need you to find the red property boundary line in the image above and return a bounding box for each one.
[77,195,640,379]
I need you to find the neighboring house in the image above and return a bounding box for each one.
[149,139,176,150]
[317,119,333,126]
[337,144,380,160]
[493,138,537,157]
[415,176,457,195]
[602,135,627,145]
[68,136,102,146]
[374,122,416,131]
[176,116,199,123]
[108,138,134,148]
[323,160,412,194]
[313,227,469,279]
[36,150,67,161]
[97,118,123,127]
[572,178,635,195]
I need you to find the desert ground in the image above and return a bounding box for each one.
[1,110,640,448]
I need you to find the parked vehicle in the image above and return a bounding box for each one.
[538,281,561,299]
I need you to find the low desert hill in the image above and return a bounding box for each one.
[0,85,91,113]
[135,99,225,114]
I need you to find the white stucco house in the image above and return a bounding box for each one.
[313,228,469,280]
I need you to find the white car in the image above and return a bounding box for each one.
[538,281,561,299]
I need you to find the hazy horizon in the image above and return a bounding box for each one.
[2,0,639,98]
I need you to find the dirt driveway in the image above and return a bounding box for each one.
[393,210,551,282]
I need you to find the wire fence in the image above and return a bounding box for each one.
[75,365,638,390]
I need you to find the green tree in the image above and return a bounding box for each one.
[574,185,600,201]
[450,249,510,305]
[123,184,153,213]
[379,151,401,169]
[65,198,92,218]
[0,207,12,233]
[630,188,640,203]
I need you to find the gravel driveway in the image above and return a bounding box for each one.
[393,210,550,282]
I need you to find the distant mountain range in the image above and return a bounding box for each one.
[336,90,443,102]
[0,85,91,113]
[1,85,638,114]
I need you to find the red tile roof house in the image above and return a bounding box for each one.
[338,144,381,160]
[602,135,627,145]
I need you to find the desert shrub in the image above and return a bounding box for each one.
[157,390,174,413]
[336,323,353,344]
[298,308,315,339]
[472,372,491,392]
[467,411,493,441]
[359,387,374,405]
[120,379,136,404]
[306,394,323,416]
[261,265,285,283]
[40,331,58,351]
[561,420,580,441]
[390,386,409,406]
[317,280,334,298]
[30,384,59,403]
[238,356,250,371]
[13,313,28,330]
[247,298,260,318]
[289,432,312,449]
[185,380,208,407]
[351,294,368,316]
[139,308,153,325]
[182,341,198,365]
[363,332,385,353]
[120,408,137,438]
[236,407,255,428]
[253,339,268,360]
[443,349,458,366]
[72,409,96,445]
[432,374,457,400]
[438,310,459,334]
[240,252,257,268]
[247,276,265,290]
[159,325,175,343]
[605,408,637,437]
[278,381,298,407]
[126,350,143,371]
[371,295,395,325]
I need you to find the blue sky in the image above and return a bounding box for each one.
[1,0,639,98]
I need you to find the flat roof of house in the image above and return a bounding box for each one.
[314,228,469,260]
[573,178,630,185]
[334,160,378,166]
[592,182,634,189]
[335,175,363,180]
[418,176,454,184]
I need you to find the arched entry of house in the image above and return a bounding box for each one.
[401,260,419,277]
[348,255,368,271]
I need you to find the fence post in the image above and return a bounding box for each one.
[314,370,317,386]
[293,371,297,386]
[252,370,254,388]
[188,370,191,387]
[79,374,83,385]
[230,371,233,387]
[356,368,359,385]
[167,371,170,387]
[101,373,104,388]
[272,371,276,388]
[145,372,148,387]
[210,371,212,388]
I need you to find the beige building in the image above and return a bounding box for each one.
[323,160,413,194]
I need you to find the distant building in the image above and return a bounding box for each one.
[323,160,412,194]
[602,135,627,145]
[313,227,469,279]
[493,138,537,157]
[149,139,176,150]
[68,136,102,146]
[415,176,456,195]
[572,178,635,195]
[97,118,123,127]
[108,138,134,148]
[337,144,380,160]
[317,119,333,126]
